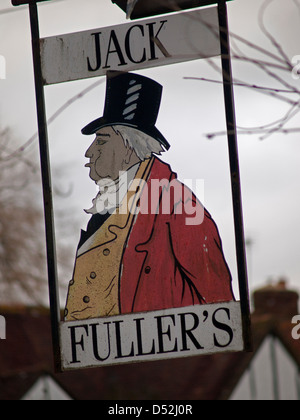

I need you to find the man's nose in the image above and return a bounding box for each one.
[85,142,94,158]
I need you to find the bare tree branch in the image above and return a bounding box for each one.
[185,0,300,141]
[258,0,292,68]
[0,126,73,306]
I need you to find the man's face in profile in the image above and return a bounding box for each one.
[85,126,130,183]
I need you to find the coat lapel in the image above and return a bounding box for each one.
[77,158,155,257]
[120,158,174,313]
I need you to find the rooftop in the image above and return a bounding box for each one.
[0,281,299,400]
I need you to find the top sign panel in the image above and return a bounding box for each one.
[40,7,220,85]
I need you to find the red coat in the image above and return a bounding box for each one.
[120,158,234,314]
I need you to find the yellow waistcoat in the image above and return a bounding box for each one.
[64,159,153,321]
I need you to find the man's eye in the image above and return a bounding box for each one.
[97,140,107,146]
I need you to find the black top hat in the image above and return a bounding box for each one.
[82,71,170,150]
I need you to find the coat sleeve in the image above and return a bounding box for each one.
[168,181,235,304]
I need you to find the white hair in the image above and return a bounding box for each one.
[112,125,165,161]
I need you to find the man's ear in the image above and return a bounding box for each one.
[124,147,135,165]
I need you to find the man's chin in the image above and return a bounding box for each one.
[91,174,114,184]
[88,170,101,183]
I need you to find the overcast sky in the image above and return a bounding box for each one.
[0,0,300,305]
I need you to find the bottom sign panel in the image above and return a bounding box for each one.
[60,301,244,370]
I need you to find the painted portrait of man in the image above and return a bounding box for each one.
[64,71,234,322]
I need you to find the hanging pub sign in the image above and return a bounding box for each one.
[12,0,252,372]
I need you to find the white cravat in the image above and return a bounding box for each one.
[85,163,140,216]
